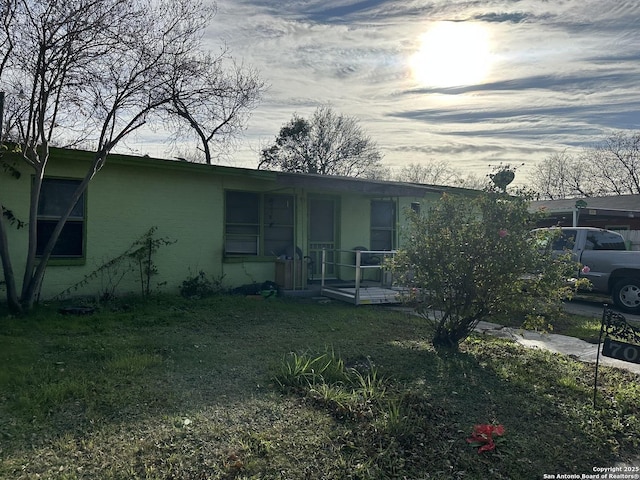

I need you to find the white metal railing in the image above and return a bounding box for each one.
[309,241,335,279]
[321,248,396,305]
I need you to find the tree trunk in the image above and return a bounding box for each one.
[20,162,97,310]
[0,212,22,314]
[432,331,460,350]
[20,151,46,301]
[0,92,22,314]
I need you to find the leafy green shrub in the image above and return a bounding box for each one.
[391,186,581,349]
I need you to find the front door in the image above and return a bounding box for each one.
[308,197,337,279]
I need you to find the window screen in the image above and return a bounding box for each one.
[36,178,85,258]
[370,200,396,250]
[225,191,294,256]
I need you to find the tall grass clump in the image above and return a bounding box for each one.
[273,348,387,419]
[273,348,350,391]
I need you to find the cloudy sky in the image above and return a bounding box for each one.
[135,0,640,183]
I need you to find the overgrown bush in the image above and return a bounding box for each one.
[129,227,176,297]
[179,271,226,298]
[52,227,175,301]
[391,187,581,349]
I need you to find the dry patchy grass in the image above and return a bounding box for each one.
[1,295,639,479]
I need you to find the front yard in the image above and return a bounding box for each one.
[1,295,639,479]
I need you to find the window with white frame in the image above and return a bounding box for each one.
[225,191,294,256]
[36,178,85,258]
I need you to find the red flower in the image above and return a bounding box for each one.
[478,442,496,453]
[498,229,508,238]
[466,424,505,453]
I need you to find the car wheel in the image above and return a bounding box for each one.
[612,278,640,313]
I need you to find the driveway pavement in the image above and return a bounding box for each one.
[476,297,640,375]
[563,296,640,322]
[387,297,640,374]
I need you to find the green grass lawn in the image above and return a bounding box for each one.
[1,295,639,479]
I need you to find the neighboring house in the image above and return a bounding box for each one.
[531,195,640,250]
[1,147,475,300]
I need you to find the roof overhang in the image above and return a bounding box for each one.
[274,171,476,197]
[13,144,481,196]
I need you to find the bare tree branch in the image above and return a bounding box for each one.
[531,132,640,200]
[163,51,265,164]
[0,0,262,312]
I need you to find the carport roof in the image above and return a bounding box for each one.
[531,195,640,218]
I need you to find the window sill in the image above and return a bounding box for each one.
[223,256,278,263]
[37,257,86,266]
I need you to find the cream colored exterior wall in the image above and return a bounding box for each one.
[1,148,456,301]
[4,154,218,298]
[1,151,287,299]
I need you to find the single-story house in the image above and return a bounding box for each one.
[1,147,476,301]
[531,195,640,250]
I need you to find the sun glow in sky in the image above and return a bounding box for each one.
[127,1,640,183]
[410,22,493,88]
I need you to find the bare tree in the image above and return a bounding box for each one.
[395,160,459,185]
[531,132,640,199]
[393,160,489,190]
[360,164,393,181]
[0,0,262,313]
[163,51,265,164]
[0,0,16,75]
[258,106,384,177]
[531,150,601,199]
[590,131,640,195]
[453,173,489,190]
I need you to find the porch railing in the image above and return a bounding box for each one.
[320,248,397,305]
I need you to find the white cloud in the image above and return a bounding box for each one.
[122,0,640,182]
